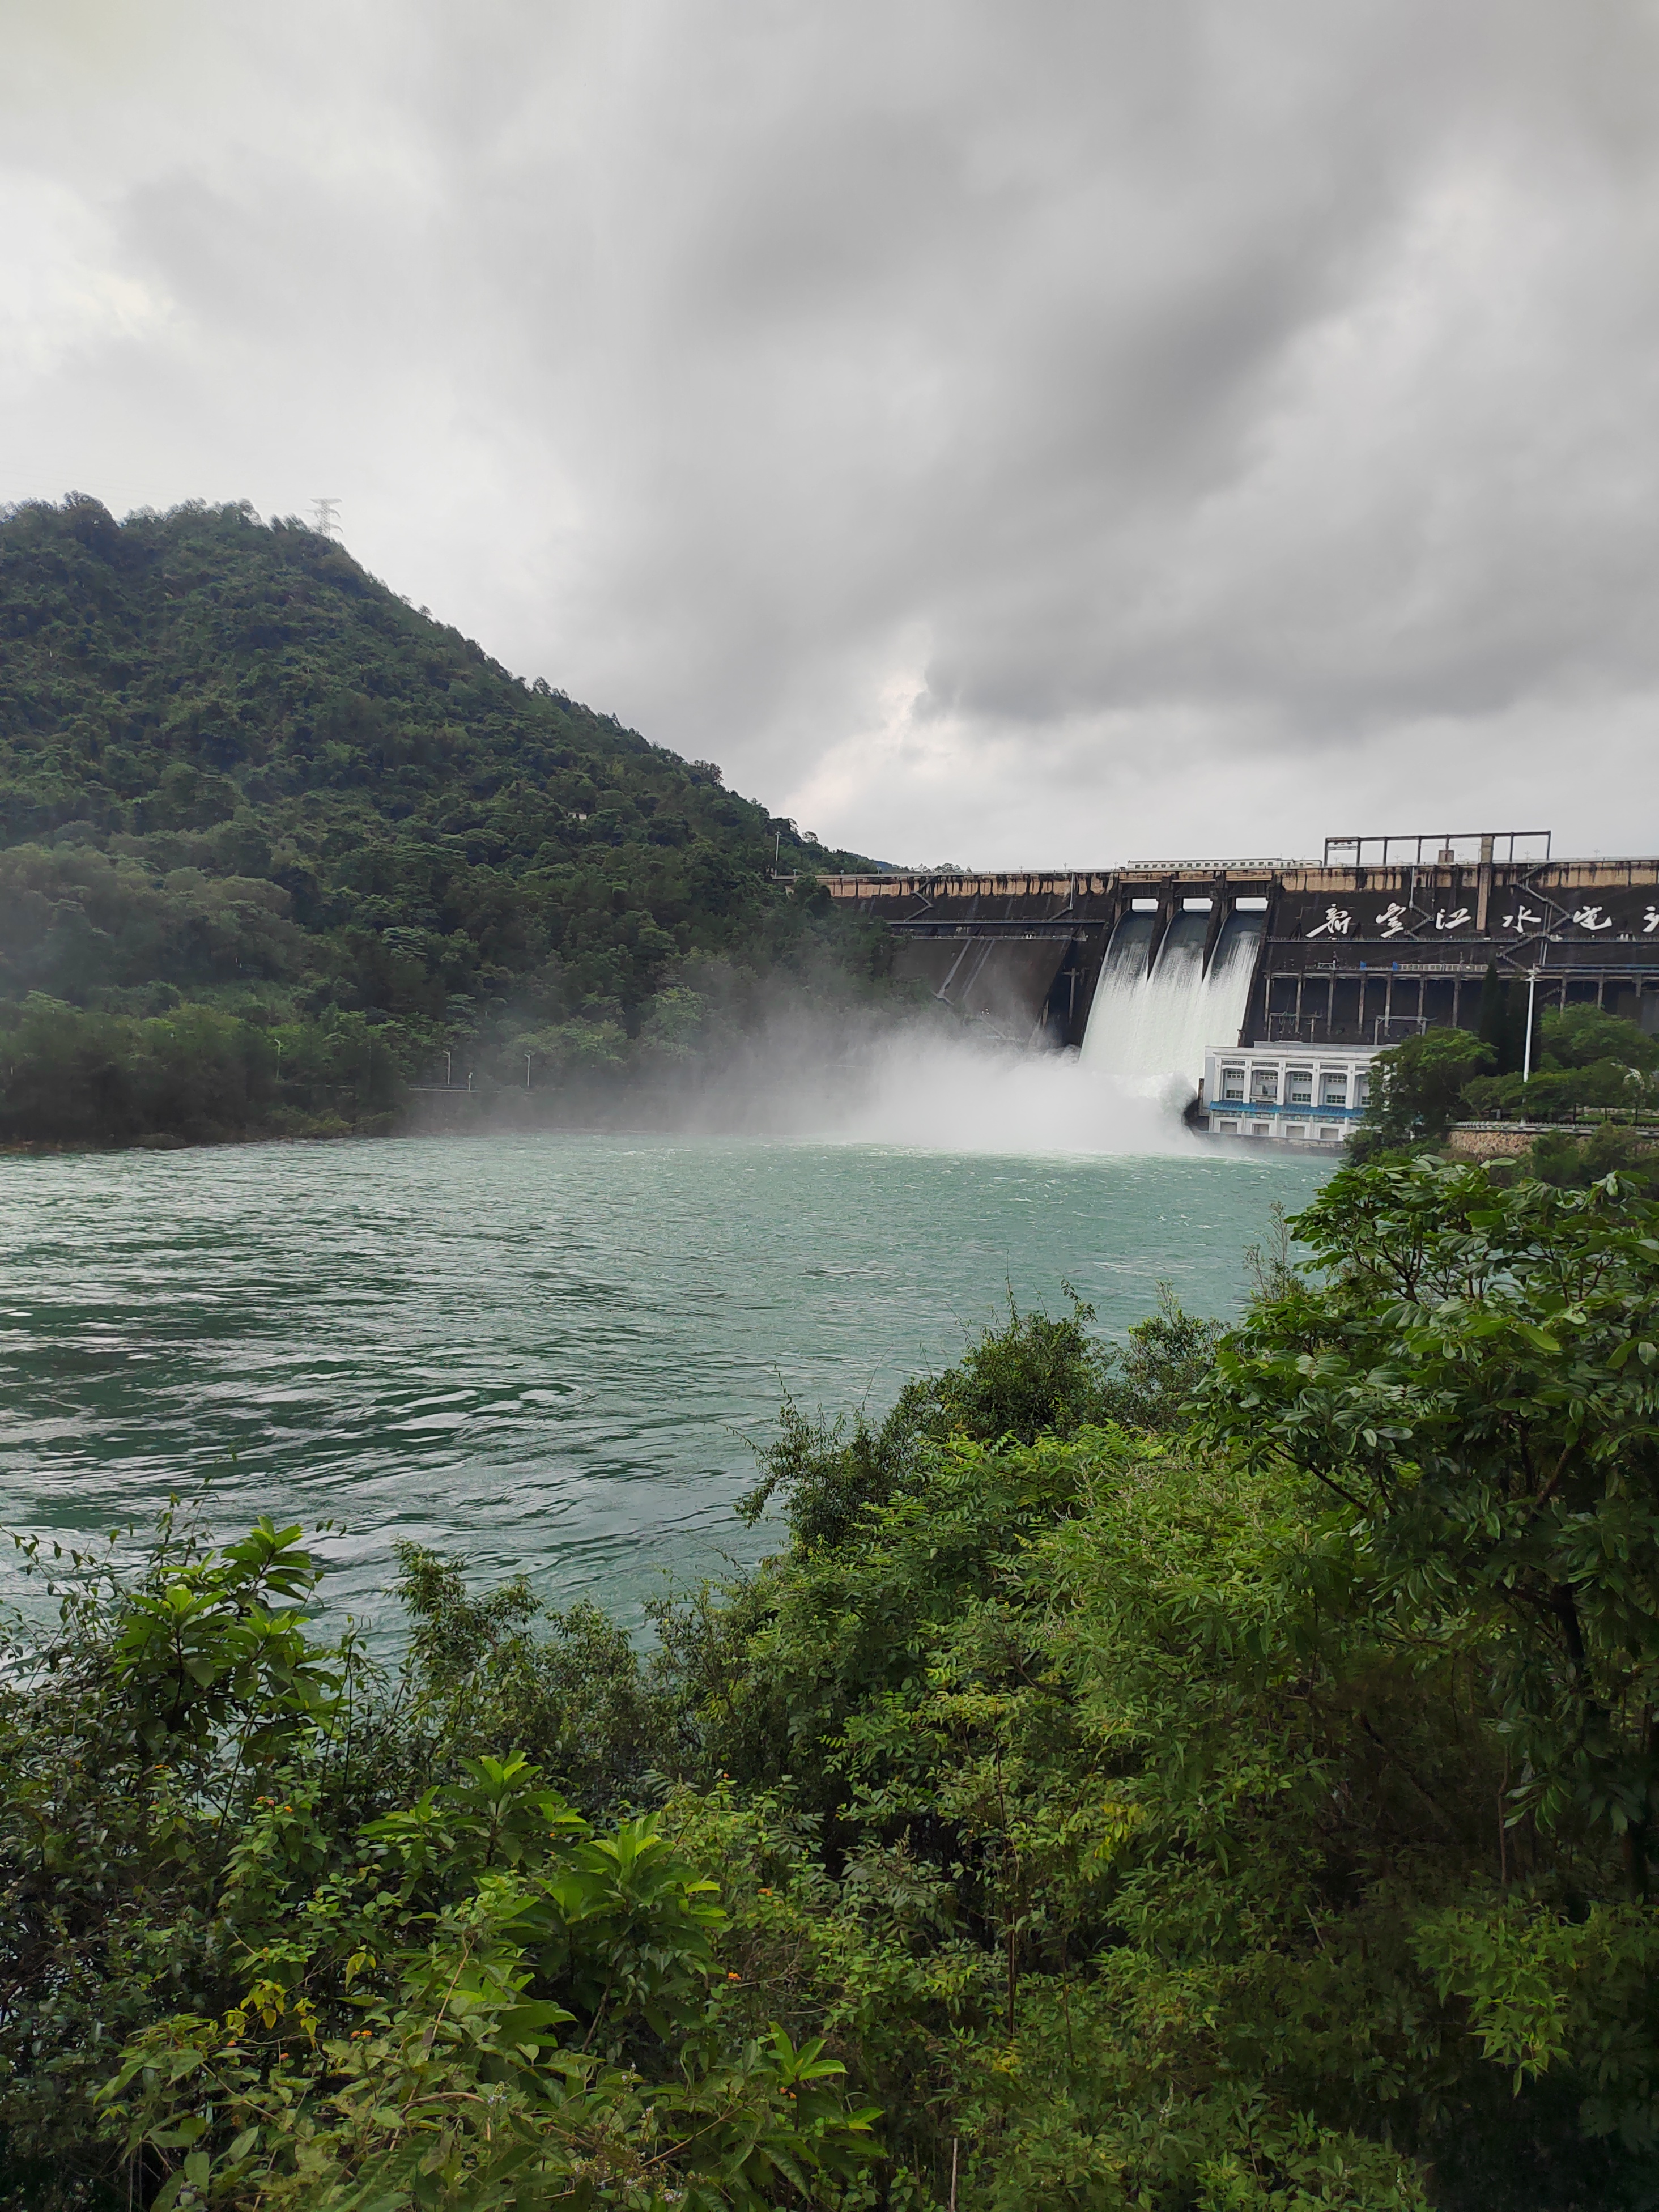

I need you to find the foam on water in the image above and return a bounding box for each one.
[826,1029,1189,1155]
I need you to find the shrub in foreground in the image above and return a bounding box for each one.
[5,1164,1659,2207]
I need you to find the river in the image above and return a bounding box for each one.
[0,1130,1331,1636]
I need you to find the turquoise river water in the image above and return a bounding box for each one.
[0,1132,1331,1636]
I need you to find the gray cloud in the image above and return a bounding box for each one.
[4,0,1658,865]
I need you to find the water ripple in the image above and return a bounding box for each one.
[0,1131,1328,1636]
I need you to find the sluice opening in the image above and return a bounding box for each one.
[1079,901,1264,1096]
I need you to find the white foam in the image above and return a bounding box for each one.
[819,1030,1192,1156]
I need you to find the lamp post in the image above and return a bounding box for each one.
[1522,938,1551,1087]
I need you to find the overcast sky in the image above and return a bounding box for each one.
[5,1,1657,867]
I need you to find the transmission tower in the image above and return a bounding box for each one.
[310,497,342,537]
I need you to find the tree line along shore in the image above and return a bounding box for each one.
[1354,999,1658,1198]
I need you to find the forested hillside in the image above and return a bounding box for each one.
[0,494,894,1145]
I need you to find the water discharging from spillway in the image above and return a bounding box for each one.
[1079,908,1265,1098]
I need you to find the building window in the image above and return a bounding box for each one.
[1287,1067,1313,1105]
[1320,1123,1343,1141]
[1220,1066,1245,1101]
[1284,1124,1309,1142]
[1251,1067,1279,1104]
[1218,1118,1240,1135]
[1320,1073,1348,1107]
[1354,1074,1371,1108]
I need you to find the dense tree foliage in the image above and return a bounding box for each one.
[1353,1008,1659,1189]
[1351,1029,1496,1155]
[1461,1007,1659,1125]
[0,495,896,1145]
[6,1160,1659,2207]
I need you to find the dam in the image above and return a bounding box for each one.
[823,829,1659,1105]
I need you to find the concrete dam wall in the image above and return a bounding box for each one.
[823,845,1659,1091]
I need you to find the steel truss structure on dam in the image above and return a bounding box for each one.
[819,834,1659,1051]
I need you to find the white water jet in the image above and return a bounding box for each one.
[1079,909,1264,1102]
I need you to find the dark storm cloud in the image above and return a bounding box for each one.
[4,0,1658,862]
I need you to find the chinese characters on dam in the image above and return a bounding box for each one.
[1303,898,1659,941]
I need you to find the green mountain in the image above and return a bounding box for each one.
[0,495,891,1143]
